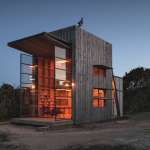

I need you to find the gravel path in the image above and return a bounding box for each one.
[0,112,150,150]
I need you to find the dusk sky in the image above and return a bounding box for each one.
[0,0,150,87]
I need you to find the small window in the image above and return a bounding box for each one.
[92,89,106,108]
[93,67,106,77]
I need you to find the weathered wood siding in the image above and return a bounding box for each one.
[113,76,123,117]
[75,27,112,123]
[52,26,113,124]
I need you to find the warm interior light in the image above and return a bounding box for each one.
[72,83,75,87]
[56,89,71,91]
[56,60,69,64]
[29,65,37,68]
[64,83,69,87]
[56,89,66,90]
[31,84,35,89]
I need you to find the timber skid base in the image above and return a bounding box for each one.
[11,117,73,127]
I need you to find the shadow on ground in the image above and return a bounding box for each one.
[64,144,137,150]
[0,132,26,150]
[0,112,150,150]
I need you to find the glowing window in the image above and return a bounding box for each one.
[55,69,66,80]
[55,58,67,70]
[93,89,106,108]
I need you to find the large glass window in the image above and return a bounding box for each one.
[20,54,37,116]
[55,46,66,59]
[20,54,35,89]
[20,46,72,120]
[55,58,67,70]
[55,69,66,80]
[55,46,72,120]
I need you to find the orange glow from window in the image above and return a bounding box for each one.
[64,83,69,87]
[93,89,99,97]
[99,90,105,98]
[93,89,105,108]
[93,99,99,107]
[112,80,115,99]
[56,60,69,64]
[99,99,105,108]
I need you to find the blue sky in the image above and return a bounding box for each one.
[0,0,150,87]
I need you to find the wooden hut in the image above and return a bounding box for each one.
[8,25,123,124]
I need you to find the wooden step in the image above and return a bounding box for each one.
[11,117,73,128]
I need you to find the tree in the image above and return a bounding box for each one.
[0,84,15,120]
[123,67,150,113]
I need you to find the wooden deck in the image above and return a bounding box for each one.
[11,117,73,127]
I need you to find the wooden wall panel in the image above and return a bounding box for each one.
[114,76,123,117]
[51,26,113,124]
[75,28,113,123]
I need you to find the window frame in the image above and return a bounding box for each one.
[93,66,106,77]
[92,88,106,108]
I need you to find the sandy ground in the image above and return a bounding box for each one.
[0,112,150,150]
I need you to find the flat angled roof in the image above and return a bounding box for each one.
[8,32,71,56]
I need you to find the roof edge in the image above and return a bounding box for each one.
[8,32,71,49]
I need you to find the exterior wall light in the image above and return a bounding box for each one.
[72,83,75,87]
[31,84,35,89]
[29,65,38,68]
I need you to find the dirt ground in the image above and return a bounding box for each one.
[0,112,150,150]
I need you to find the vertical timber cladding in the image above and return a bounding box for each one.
[114,76,123,117]
[52,26,113,123]
[75,27,113,123]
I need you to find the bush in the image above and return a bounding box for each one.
[0,84,20,121]
[123,67,150,113]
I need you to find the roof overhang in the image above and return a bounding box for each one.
[93,65,112,70]
[8,32,71,57]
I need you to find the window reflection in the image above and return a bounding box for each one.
[55,46,66,59]
[55,58,66,70]
[55,46,72,119]
[55,69,66,80]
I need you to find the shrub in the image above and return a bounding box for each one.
[0,84,20,121]
[123,67,150,113]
